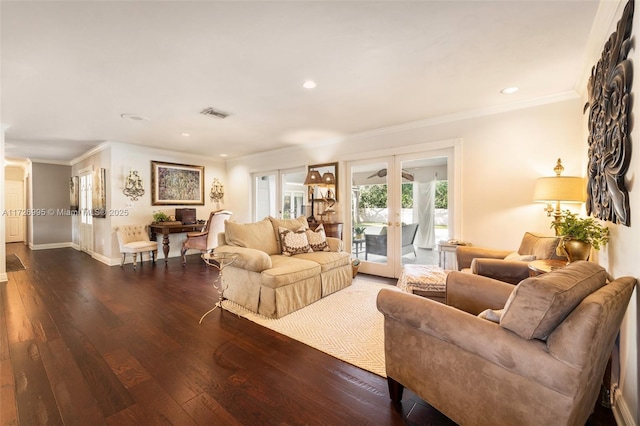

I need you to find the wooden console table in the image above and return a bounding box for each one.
[149,222,202,263]
[308,221,343,239]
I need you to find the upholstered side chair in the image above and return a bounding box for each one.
[181,209,232,264]
[456,231,567,284]
[115,225,158,269]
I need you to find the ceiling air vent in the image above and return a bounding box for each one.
[200,107,230,119]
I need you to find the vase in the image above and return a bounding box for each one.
[561,239,592,263]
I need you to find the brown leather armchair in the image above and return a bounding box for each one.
[181,210,232,264]
[456,232,566,284]
[377,262,636,426]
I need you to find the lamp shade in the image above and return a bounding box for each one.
[320,172,336,187]
[533,176,586,203]
[304,170,322,186]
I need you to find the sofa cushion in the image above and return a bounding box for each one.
[500,261,607,340]
[517,232,562,260]
[306,223,330,252]
[269,216,309,252]
[225,218,279,255]
[261,255,321,289]
[279,226,313,256]
[293,251,351,272]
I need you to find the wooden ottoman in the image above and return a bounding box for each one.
[397,264,451,303]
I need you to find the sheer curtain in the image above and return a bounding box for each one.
[414,174,436,249]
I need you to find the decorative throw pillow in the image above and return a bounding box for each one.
[504,252,536,262]
[478,308,504,324]
[269,216,309,252]
[306,223,330,252]
[279,226,312,256]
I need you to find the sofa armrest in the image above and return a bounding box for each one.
[471,258,531,285]
[326,237,344,252]
[376,289,577,396]
[445,271,514,315]
[214,245,272,272]
[456,246,512,270]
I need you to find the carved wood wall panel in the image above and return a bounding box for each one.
[584,0,634,226]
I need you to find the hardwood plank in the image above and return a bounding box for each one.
[126,379,197,426]
[3,278,35,344]
[103,348,152,389]
[38,337,107,426]
[10,340,63,425]
[0,358,19,426]
[181,392,241,426]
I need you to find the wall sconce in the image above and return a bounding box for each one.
[210,178,224,204]
[533,158,586,230]
[123,170,145,201]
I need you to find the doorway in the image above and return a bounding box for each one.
[348,149,453,278]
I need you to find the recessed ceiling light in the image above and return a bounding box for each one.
[181,132,190,137]
[220,154,228,157]
[302,80,317,89]
[500,87,519,95]
[120,113,150,121]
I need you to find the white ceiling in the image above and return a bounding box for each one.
[2,1,600,163]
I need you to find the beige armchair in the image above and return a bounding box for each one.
[115,225,158,269]
[181,210,232,264]
[456,231,566,284]
[377,261,636,426]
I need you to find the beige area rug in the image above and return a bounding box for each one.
[221,279,401,377]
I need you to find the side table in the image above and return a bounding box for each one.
[199,252,239,324]
[436,240,470,270]
[528,259,567,276]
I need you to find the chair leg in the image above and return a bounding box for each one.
[387,377,404,403]
[132,253,138,269]
[151,250,156,264]
[182,248,187,265]
[120,253,126,267]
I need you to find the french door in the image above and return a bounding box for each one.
[253,167,306,221]
[79,172,93,254]
[348,149,453,278]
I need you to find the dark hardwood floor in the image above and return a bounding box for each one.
[1,243,615,425]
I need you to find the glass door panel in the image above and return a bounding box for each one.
[396,155,449,274]
[280,168,306,219]
[349,158,396,277]
[254,172,276,221]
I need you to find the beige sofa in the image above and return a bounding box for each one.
[377,261,636,426]
[214,216,353,318]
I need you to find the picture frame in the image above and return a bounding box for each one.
[92,168,106,218]
[151,161,205,205]
[308,162,338,202]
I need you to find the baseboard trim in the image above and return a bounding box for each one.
[30,242,73,250]
[613,388,636,426]
[0,273,8,283]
